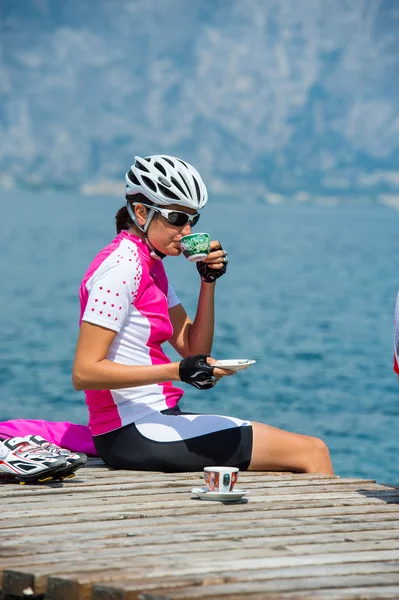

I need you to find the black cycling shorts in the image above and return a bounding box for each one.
[93,406,253,472]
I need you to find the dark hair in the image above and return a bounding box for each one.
[115,193,152,234]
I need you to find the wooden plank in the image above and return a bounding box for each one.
[0,480,386,508]
[1,501,398,533]
[2,523,399,558]
[1,487,398,521]
[12,473,378,486]
[122,574,399,600]
[0,476,393,495]
[0,475,371,495]
[0,498,399,534]
[0,479,384,505]
[2,511,399,537]
[3,486,395,516]
[162,573,399,597]
[3,535,399,573]
[2,526,399,561]
[1,570,41,599]
[1,499,398,531]
[3,549,399,597]
[5,549,399,577]
[2,497,397,528]
[0,476,379,508]
[67,473,345,483]
[48,574,202,600]
[296,589,399,600]
[91,574,399,600]
[115,586,399,600]
[0,472,344,495]
[47,561,399,600]
[3,500,399,535]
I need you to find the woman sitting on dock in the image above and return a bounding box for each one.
[70,154,334,475]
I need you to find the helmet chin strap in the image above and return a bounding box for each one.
[126,201,166,260]
[147,242,166,261]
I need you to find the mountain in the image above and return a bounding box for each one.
[1,0,399,203]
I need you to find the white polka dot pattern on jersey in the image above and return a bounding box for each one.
[83,241,143,332]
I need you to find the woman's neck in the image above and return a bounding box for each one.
[128,225,144,239]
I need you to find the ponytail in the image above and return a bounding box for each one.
[115,206,132,234]
[116,194,153,234]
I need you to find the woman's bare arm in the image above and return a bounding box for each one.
[72,321,180,390]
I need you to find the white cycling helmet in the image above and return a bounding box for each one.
[125,155,208,210]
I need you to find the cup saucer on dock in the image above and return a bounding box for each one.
[191,486,248,502]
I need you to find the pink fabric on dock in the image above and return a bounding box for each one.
[0,420,98,456]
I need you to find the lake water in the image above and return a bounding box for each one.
[1,190,398,483]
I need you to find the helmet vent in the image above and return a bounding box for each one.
[158,184,179,200]
[142,176,157,192]
[193,177,201,202]
[154,161,167,176]
[135,160,150,172]
[127,170,140,185]
[177,159,189,169]
[162,157,175,167]
[178,172,192,196]
[171,176,187,197]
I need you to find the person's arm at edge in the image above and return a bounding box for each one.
[72,321,180,390]
[168,280,216,358]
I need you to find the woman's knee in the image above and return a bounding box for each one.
[310,435,330,454]
[303,436,333,473]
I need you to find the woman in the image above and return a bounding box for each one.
[72,154,334,474]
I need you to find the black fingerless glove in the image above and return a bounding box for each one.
[196,245,228,283]
[179,355,216,390]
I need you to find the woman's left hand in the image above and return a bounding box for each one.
[197,240,228,283]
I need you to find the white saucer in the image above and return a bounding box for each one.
[191,486,248,502]
[214,359,256,371]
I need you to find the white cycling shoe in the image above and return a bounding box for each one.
[23,435,88,480]
[0,437,67,484]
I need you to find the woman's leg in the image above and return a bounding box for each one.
[249,422,334,474]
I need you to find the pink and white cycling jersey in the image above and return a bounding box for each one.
[79,231,184,435]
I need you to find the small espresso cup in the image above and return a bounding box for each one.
[204,466,239,493]
[179,233,210,262]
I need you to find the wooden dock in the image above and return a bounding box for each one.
[1,459,399,600]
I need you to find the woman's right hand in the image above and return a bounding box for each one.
[179,355,234,390]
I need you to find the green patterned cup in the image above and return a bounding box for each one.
[179,233,210,262]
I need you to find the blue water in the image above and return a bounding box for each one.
[1,191,398,483]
